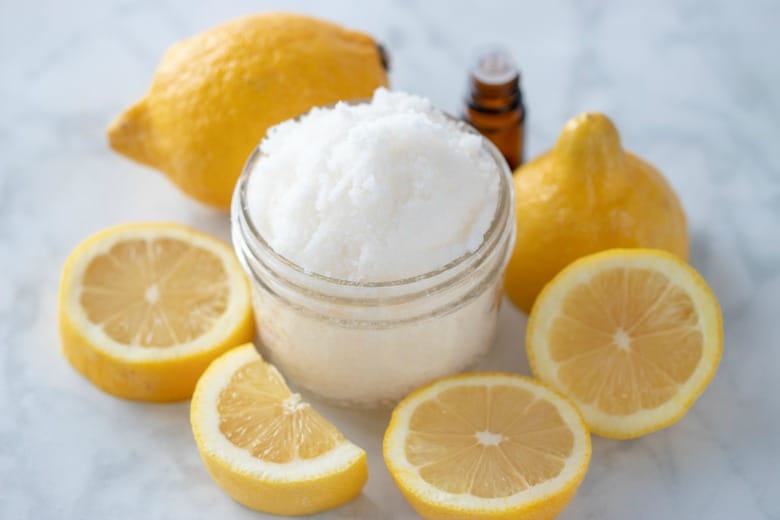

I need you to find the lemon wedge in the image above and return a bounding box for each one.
[190,343,367,515]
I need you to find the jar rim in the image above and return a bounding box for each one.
[231,102,514,293]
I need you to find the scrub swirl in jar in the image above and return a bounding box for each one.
[231,88,515,407]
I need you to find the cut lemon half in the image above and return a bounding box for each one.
[58,222,254,401]
[383,373,591,520]
[527,249,723,439]
[190,343,367,515]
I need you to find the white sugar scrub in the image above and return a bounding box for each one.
[232,89,515,407]
[245,88,499,282]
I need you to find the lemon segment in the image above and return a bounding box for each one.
[58,222,254,401]
[191,344,367,515]
[384,373,591,520]
[527,248,723,439]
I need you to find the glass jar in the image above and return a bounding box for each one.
[231,113,515,408]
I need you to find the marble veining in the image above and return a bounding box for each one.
[1,0,779,519]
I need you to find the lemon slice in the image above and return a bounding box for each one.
[383,373,591,520]
[527,248,723,439]
[58,222,254,401]
[190,343,367,515]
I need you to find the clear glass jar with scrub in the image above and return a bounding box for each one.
[231,111,516,408]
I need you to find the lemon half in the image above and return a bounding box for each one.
[384,372,591,520]
[527,248,723,439]
[58,222,254,401]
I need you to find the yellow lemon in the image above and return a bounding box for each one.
[190,343,367,515]
[108,13,388,210]
[58,222,254,401]
[505,113,688,313]
[527,249,723,439]
[383,372,591,520]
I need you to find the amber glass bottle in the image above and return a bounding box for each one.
[464,48,525,170]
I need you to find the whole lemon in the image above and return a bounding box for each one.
[505,113,688,313]
[107,13,388,210]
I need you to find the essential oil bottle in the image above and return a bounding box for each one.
[464,48,526,170]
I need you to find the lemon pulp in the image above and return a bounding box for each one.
[80,238,229,346]
[217,360,343,462]
[551,267,703,415]
[407,383,575,498]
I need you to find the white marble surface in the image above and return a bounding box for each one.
[2,0,779,518]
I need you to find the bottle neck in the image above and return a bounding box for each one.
[467,74,523,115]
